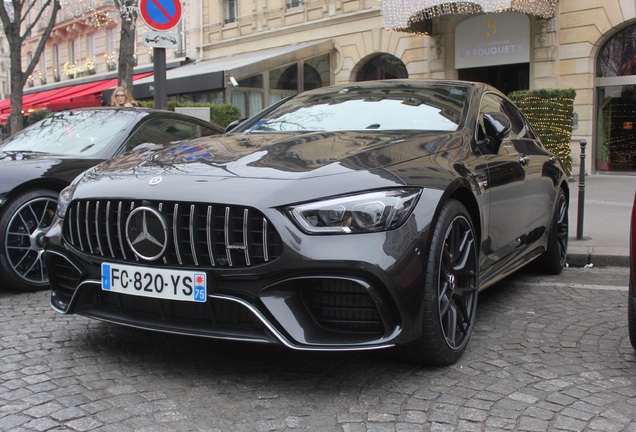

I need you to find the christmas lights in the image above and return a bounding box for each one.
[509,89,576,175]
[380,0,558,33]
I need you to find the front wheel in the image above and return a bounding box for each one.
[0,189,58,292]
[396,199,479,366]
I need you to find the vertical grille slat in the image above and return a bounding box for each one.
[262,218,269,262]
[85,201,94,254]
[105,201,115,258]
[224,206,233,267]
[173,203,183,265]
[62,199,283,269]
[206,205,215,267]
[117,201,127,260]
[242,208,250,266]
[94,201,103,257]
[189,204,198,266]
[75,201,84,252]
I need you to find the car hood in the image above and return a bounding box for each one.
[77,131,461,205]
[0,151,102,197]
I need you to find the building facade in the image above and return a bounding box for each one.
[19,0,636,174]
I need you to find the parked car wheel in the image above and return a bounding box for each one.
[531,188,568,275]
[398,200,479,365]
[0,189,57,291]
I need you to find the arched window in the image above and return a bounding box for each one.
[596,23,636,172]
[276,64,322,91]
[355,54,407,81]
[598,25,636,77]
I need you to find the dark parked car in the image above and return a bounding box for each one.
[0,107,222,292]
[45,80,569,365]
[629,191,636,350]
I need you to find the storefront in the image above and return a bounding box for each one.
[595,24,636,173]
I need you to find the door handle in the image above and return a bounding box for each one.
[519,155,530,166]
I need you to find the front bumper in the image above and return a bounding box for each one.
[45,211,431,352]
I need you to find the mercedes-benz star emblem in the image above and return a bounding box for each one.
[149,176,163,186]
[125,206,168,260]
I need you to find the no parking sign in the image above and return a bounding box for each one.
[139,0,182,31]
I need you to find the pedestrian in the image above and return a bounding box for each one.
[111,86,139,107]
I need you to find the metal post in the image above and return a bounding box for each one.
[576,139,587,240]
[153,47,167,110]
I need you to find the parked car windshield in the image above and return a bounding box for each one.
[244,84,468,133]
[0,110,138,157]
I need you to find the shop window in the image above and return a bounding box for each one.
[596,23,636,172]
[276,64,322,91]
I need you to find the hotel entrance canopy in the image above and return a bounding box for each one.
[380,0,558,34]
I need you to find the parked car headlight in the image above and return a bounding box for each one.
[287,188,421,234]
[56,176,84,218]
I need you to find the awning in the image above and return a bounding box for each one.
[131,40,335,99]
[0,72,153,125]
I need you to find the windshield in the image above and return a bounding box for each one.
[0,110,138,157]
[244,84,468,133]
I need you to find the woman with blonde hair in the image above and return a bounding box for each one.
[110,86,139,107]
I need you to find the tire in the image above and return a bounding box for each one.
[396,199,479,366]
[532,188,568,275]
[0,189,58,292]
[629,277,636,350]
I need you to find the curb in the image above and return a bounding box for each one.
[567,249,630,268]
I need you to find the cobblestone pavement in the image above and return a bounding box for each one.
[1,266,635,432]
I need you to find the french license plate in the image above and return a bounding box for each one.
[101,262,207,302]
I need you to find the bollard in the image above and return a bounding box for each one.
[576,139,587,240]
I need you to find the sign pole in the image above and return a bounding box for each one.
[153,47,167,110]
[138,0,182,110]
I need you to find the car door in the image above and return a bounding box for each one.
[476,93,556,271]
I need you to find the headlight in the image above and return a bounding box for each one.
[56,175,84,218]
[287,188,421,234]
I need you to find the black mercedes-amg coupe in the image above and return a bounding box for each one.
[45,80,569,365]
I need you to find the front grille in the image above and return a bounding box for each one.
[63,199,283,269]
[301,280,384,334]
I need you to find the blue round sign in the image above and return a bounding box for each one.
[139,0,182,31]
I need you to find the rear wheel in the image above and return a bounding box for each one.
[0,189,58,292]
[532,188,568,275]
[397,200,479,366]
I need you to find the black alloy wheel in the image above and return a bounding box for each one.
[531,188,568,275]
[0,189,58,291]
[398,199,479,366]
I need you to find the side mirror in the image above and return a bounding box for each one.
[224,118,246,133]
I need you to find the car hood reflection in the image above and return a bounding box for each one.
[91,131,456,181]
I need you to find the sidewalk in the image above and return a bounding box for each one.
[567,174,636,267]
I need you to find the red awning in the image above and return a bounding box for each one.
[0,72,153,124]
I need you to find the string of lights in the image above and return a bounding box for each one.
[380,0,558,33]
[509,90,576,174]
[60,0,137,29]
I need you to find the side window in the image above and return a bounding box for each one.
[126,118,219,151]
[501,99,536,139]
[477,94,503,146]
